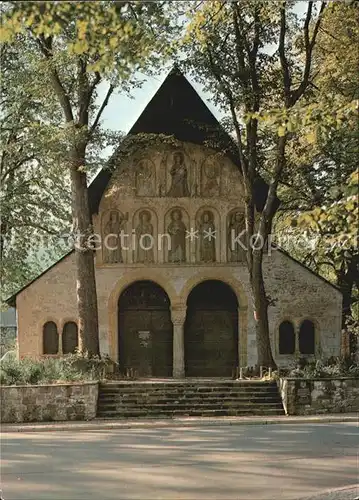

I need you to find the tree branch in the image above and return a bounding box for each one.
[89,84,114,136]
[291,1,326,105]
[206,46,247,177]
[279,2,291,106]
[1,155,37,183]
[78,59,101,126]
[36,34,74,123]
[261,135,287,228]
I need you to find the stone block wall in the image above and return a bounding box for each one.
[278,377,359,415]
[0,382,99,423]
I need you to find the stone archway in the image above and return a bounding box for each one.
[107,269,178,363]
[118,280,173,377]
[184,280,239,377]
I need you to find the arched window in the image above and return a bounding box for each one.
[62,322,78,354]
[279,321,295,355]
[299,320,315,355]
[43,321,58,355]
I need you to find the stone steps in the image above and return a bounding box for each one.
[97,380,285,418]
[99,385,279,394]
[99,391,280,399]
[97,408,284,418]
[98,396,281,405]
[98,403,284,412]
[100,381,275,388]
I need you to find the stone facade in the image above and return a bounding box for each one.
[0,382,98,423]
[278,377,359,415]
[14,141,342,374]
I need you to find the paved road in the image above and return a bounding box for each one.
[301,485,359,500]
[1,422,358,500]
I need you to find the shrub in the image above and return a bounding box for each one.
[287,357,359,379]
[0,353,113,385]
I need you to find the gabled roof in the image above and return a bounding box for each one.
[6,250,74,307]
[272,245,341,293]
[88,67,274,214]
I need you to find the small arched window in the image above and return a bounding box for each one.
[43,321,58,355]
[62,322,78,354]
[279,321,295,354]
[299,320,315,355]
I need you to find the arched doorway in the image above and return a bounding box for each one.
[185,280,238,377]
[118,280,173,377]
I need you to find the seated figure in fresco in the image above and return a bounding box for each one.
[136,210,155,263]
[228,210,246,262]
[199,211,216,262]
[103,210,127,264]
[167,151,190,197]
[167,209,186,263]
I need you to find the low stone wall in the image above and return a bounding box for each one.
[278,377,359,415]
[0,382,99,423]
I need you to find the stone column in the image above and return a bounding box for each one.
[171,307,186,378]
[238,306,248,367]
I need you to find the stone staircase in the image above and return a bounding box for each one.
[97,380,285,418]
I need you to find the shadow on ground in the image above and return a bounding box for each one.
[1,422,358,500]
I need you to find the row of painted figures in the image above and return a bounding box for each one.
[135,151,222,198]
[102,208,246,264]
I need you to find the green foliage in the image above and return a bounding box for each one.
[0,1,174,75]
[288,357,359,379]
[0,39,72,299]
[297,169,358,244]
[273,3,359,336]
[0,353,112,385]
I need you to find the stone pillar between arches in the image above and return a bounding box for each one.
[171,307,186,378]
[239,306,248,367]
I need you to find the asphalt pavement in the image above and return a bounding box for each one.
[1,422,358,500]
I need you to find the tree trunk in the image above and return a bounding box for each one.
[337,253,359,357]
[70,149,100,357]
[250,250,277,370]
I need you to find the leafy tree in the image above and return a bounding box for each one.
[177,0,329,369]
[1,2,173,356]
[1,40,71,299]
[273,2,359,354]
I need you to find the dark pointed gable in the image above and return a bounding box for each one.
[89,67,279,214]
[88,68,238,215]
[129,67,231,146]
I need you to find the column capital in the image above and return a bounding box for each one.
[171,306,187,326]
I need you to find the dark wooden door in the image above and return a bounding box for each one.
[119,281,173,377]
[185,281,238,377]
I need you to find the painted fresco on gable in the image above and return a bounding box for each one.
[197,210,216,263]
[135,158,156,197]
[166,208,188,263]
[222,164,243,198]
[102,210,128,264]
[201,156,221,197]
[166,151,191,197]
[97,143,249,266]
[227,209,246,262]
[135,209,155,263]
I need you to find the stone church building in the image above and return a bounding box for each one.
[8,70,342,377]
